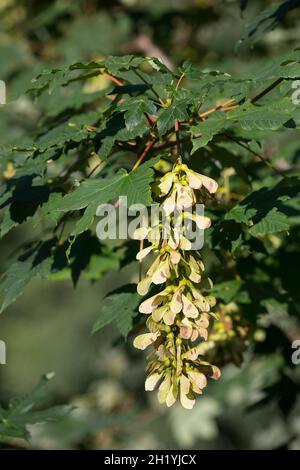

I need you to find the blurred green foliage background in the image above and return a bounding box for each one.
[1,0,300,450]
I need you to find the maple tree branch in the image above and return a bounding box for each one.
[131,139,155,172]
[174,119,181,156]
[103,72,123,87]
[199,99,239,120]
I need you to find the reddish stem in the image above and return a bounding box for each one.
[104,72,123,87]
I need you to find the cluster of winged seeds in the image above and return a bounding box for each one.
[133,162,221,409]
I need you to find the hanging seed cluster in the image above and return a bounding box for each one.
[133,163,221,409]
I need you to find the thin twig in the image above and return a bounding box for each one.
[219,99,236,107]
[221,105,239,112]
[144,112,156,128]
[199,98,239,120]
[131,139,155,172]
[104,72,123,87]
[174,119,181,156]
